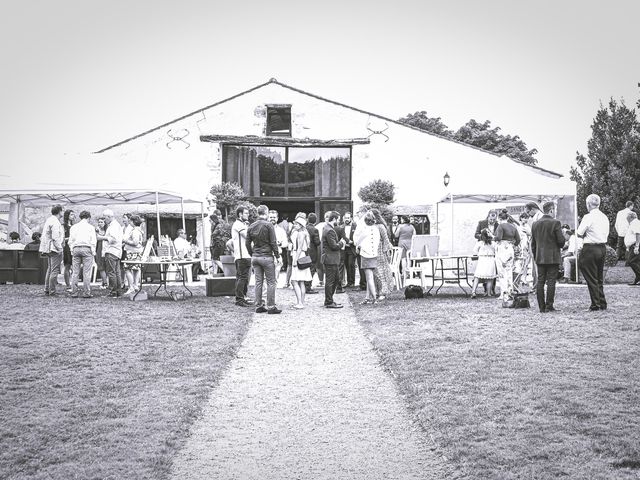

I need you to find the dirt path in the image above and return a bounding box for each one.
[170,289,453,479]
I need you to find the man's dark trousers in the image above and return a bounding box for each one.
[304,264,317,292]
[105,252,122,295]
[626,248,640,282]
[617,236,627,261]
[578,244,607,309]
[324,264,339,305]
[345,251,357,286]
[235,258,251,302]
[536,264,559,311]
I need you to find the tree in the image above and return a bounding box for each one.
[570,98,640,223]
[398,111,453,137]
[398,112,540,165]
[453,119,539,165]
[209,182,247,219]
[358,179,396,221]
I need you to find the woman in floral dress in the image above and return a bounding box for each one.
[371,209,395,299]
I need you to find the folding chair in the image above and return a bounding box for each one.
[389,246,403,290]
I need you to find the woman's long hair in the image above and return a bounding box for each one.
[370,209,387,228]
[63,209,74,227]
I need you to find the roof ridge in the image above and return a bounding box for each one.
[95,77,563,178]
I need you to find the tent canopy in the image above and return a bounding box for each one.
[434,155,575,205]
[0,185,202,206]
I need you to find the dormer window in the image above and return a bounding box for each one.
[266,105,291,136]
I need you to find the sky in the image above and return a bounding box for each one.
[1,0,638,177]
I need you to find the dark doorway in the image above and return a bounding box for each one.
[264,200,316,223]
[145,216,197,243]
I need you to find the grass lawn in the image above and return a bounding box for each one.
[350,265,640,479]
[0,284,251,480]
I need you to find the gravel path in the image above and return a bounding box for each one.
[170,289,452,479]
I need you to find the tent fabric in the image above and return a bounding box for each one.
[434,155,575,204]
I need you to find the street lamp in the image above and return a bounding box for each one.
[443,172,453,254]
[443,172,450,187]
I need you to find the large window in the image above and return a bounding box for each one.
[222,145,351,199]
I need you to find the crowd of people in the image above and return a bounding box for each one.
[34,205,203,298]
[230,205,401,313]
[5,193,639,313]
[469,195,640,312]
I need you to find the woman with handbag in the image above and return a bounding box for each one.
[290,215,313,309]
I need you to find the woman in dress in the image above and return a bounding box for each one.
[494,209,521,305]
[371,209,395,299]
[62,209,75,290]
[95,217,108,289]
[395,215,416,273]
[290,214,312,309]
[471,228,497,298]
[354,211,381,305]
[123,215,144,295]
[209,209,229,273]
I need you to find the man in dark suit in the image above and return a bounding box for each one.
[474,209,499,240]
[304,213,321,294]
[531,201,566,313]
[338,212,358,288]
[322,211,345,308]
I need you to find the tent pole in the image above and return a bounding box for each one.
[200,201,206,274]
[574,183,580,283]
[435,202,439,235]
[181,197,186,231]
[450,193,454,254]
[156,191,162,243]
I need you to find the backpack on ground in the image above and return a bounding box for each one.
[404,285,424,299]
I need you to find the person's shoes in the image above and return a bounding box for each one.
[335,288,345,294]
[360,299,372,305]
[470,292,477,299]
[108,292,121,298]
[99,285,108,290]
[82,293,94,298]
[359,286,367,291]
[377,295,386,301]
[267,306,282,314]
[244,297,254,303]
[345,284,354,288]
[65,287,72,293]
[589,305,600,311]
[292,304,305,310]
[305,290,319,294]
[69,292,79,298]
[539,308,546,313]
[600,305,607,310]
[628,281,640,286]
[255,305,268,313]
[325,303,343,309]
[235,300,250,307]
[546,306,558,312]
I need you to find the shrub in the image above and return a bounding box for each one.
[604,245,618,267]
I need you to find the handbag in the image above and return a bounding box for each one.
[297,255,313,270]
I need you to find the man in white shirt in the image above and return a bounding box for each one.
[232,206,252,306]
[525,202,544,225]
[173,228,201,282]
[39,204,65,296]
[269,210,289,282]
[624,211,640,285]
[69,210,97,298]
[615,201,634,260]
[103,209,123,297]
[576,193,610,311]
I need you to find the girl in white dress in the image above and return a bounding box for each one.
[471,228,497,298]
[290,216,312,309]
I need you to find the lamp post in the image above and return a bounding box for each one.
[443,172,453,254]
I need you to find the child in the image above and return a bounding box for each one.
[471,228,497,298]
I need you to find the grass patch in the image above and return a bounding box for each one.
[350,271,640,479]
[0,285,251,480]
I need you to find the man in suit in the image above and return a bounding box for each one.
[338,212,358,288]
[333,213,346,294]
[304,213,321,294]
[531,201,566,313]
[474,209,498,240]
[322,211,346,309]
[390,215,400,247]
